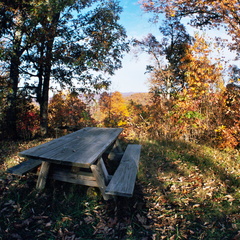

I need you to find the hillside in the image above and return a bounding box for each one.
[123,92,152,105]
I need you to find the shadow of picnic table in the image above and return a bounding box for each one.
[0,173,154,240]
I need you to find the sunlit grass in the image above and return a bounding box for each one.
[139,138,240,239]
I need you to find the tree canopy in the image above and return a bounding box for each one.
[140,0,240,56]
[0,0,129,137]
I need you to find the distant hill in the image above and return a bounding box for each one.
[88,92,152,105]
[123,92,152,105]
[121,92,138,97]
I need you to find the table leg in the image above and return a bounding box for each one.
[36,161,51,190]
[108,139,123,161]
[115,139,123,153]
[91,158,111,200]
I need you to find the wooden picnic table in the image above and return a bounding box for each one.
[20,127,122,168]
[8,127,141,200]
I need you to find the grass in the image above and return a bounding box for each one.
[138,139,240,239]
[0,138,240,239]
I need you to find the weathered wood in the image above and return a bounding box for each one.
[50,169,98,187]
[19,127,123,168]
[36,162,51,190]
[108,152,123,161]
[108,139,123,161]
[7,159,42,176]
[91,160,112,200]
[17,127,124,197]
[98,158,111,183]
[105,144,141,197]
[114,139,123,153]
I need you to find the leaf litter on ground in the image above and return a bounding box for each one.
[0,139,240,239]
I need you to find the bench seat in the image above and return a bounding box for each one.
[105,144,141,197]
[7,159,42,176]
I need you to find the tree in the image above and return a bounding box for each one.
[24,0,128,136]
[48,91,94,131]
[99,91,129,127]
[0,0,37,138]
[0,0,128,137]
[180,33,224,98]
[133,17,192,99]
[140,0,240,56]
[133,28,225,142]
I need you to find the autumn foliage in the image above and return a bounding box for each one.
[48,91,94,132]
[0,0,239,150]
[98,91,129,127]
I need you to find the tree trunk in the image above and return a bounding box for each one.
[40,79,49,136]
[39,12,60,136]
[39,41,53,137]
[6,53,21,139]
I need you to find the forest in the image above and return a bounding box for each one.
[0,0,240,239]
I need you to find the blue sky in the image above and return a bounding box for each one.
[109,0,161,93]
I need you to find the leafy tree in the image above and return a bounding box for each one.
[25,0,128,136]
[99,91,129,127]
[216,83,240,148]
[140,0,240,56]
[16,92,40,140]
[0,0,37,138]
[0,0,128,137]
[134,17,192,99]
[180,33,224,98]
[134,28,225,142]
[48,91,94,132]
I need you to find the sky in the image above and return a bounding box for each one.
[109,0,160,93]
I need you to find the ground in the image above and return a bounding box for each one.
[0,139,240,239]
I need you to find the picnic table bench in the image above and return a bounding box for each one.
[7,127,141,200]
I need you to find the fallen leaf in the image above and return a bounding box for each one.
[45,221,52,227]
[62,216,72,222]
[84,216,93,224]
[137,214,147,224]
[108,217,118,227]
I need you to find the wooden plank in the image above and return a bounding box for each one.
[50,169,98,187]
[49,128,123,166]
[19,129,85,158]
[7,159,42,176]
[108,139,123,161]
[105,144,141,197]
[19,127,123,168]
[36,162,51,190]
[91,161,111,200]
[98,158,110,183]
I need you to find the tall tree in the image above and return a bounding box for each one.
[24,0,128,136]
[0,0,36,138]
[99,91,129,127]
[48,91,94,130]
[133,17,192,98]
[1,0,128,137]
[180,33,224,98]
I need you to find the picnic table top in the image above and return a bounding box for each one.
[19,127,123,168]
